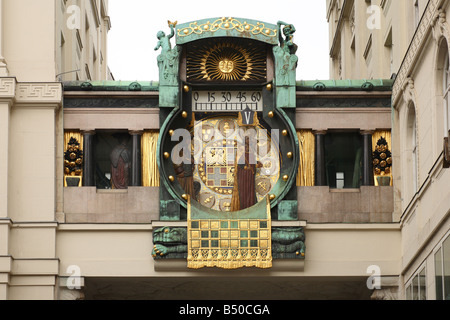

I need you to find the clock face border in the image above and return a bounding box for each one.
[158,100,299,213]
[158,32,299,216]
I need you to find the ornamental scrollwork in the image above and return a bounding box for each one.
[177,17,277,38]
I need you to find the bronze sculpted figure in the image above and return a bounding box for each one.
[273,21,298,86]
[155,21,181,86]
[277,21,298,55]
[273,21,298,108]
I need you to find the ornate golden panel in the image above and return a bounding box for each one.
[186,39,268,82]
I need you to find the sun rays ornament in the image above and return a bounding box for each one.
[186,39,267,82]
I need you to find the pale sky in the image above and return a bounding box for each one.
[108,0,330,82]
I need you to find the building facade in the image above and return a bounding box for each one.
[56,0,112,82]
[1,3,402,298]
[1,0,448,301]
[328,0,450,300]
[57,79,397,300]
[0,0,111,300]
[327,0,427,80]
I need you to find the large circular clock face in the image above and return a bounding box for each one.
[186,116,280,212]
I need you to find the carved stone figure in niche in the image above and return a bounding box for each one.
[154,21,181,86]
[273,21,298,87]
[110,134,131,189]
[231,137,263,211]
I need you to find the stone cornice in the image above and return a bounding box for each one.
[0,78,62,108]
[392,0,444,105]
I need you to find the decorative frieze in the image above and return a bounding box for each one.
[0,79,62,106]
[0,77,16,98]
[15,83,62,105]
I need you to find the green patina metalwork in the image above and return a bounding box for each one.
[155,18,301,220]
[61,79,393,94]
[273,21,298,109]
[152,227,188,259]
[63,80,159,91]
[272,227,306,258]
[155,22,181,107]
[152,227,306,260]
[277,200,298,221]
[176,17,279,45]
[296,79,394,91]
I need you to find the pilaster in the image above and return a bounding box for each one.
[0,77,15,219]
[2,80,62,299]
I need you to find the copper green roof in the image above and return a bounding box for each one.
[63,79,393,92]
[296,79,394,91]
[63,81,159,92]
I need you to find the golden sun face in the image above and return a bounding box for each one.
[219,59,235,74]
[187,39,267,82]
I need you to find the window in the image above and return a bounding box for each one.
[336,172,345,189]
[60,32,66,80]
[384,27,394,77]
[435,234,450,300]
[412,115,418,192]
[94,131,132,189]
[443,51,450,137]
[406,267,426,300]
[324,132,362,189]
[406,104,418,194]
[414,0,420,29]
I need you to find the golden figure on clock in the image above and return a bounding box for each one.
[174,115,280,212]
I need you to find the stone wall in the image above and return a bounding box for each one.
[63,187,160,223]
[298,186,394,223]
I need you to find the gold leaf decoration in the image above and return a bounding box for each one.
[178,17,277,38]
[187,39,267,82]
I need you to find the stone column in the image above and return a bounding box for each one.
[0,99,11,218]
[82,131,96,187]
[6,82,62,299]
[314,130,327,186]
[129,131,143,187]
[361,131,375,186]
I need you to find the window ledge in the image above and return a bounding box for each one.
[96,189,128,194]
[329,188,361,193]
